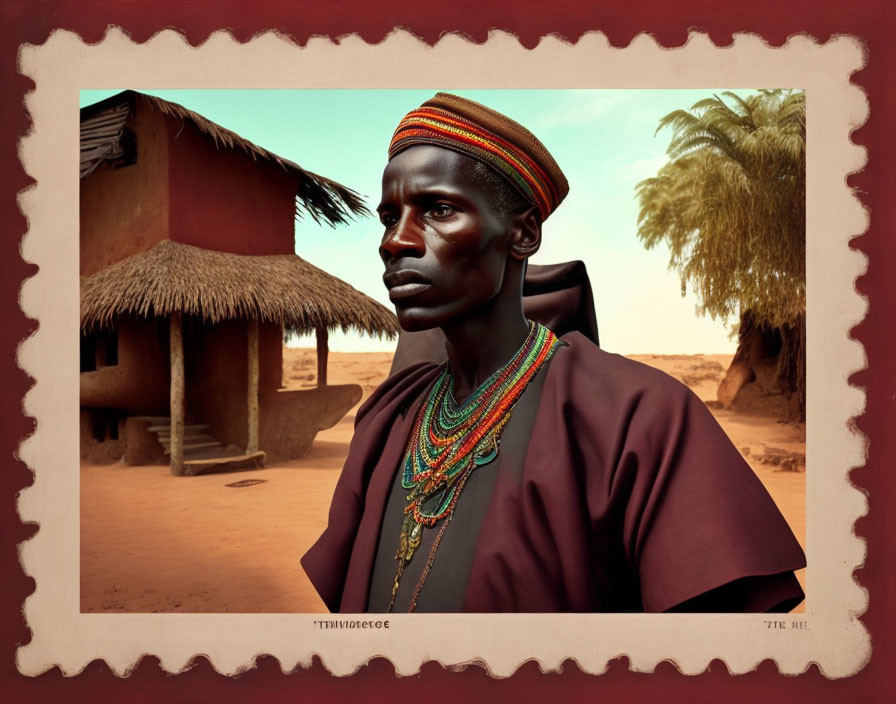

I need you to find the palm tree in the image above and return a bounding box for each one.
[635,90,806,417]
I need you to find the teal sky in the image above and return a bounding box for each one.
[80,89,744,354]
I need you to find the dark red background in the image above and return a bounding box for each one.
[2,1,892,701]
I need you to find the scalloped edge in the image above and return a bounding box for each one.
[13,27,869,680]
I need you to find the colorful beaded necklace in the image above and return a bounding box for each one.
[388,321,560,612]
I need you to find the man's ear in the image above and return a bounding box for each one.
[509,207,541,260]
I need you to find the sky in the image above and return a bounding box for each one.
[80,89,743,354]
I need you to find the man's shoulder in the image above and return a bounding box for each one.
[553,331,697,408]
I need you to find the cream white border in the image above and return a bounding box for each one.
[15,30,869,678]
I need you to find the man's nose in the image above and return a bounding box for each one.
[379,211,425,262]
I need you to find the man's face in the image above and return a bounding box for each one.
[378,145,516,332]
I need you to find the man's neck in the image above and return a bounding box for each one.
[441,294,530,404]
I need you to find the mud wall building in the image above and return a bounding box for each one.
[79,91,397,473]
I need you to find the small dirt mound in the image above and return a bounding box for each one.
[741,444,805,472]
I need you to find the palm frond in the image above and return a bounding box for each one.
[635,90,806,330]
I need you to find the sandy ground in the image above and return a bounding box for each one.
[81,349,805,613]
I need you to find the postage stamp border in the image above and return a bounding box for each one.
[13,28,869,680]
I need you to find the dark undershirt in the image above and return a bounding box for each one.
[366,347,560,613]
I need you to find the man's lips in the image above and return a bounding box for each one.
[383,270,432,302]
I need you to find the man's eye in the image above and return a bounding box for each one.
[380,213,398,227]
[430,204,455,219]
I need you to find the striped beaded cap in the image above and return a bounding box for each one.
[388,93,569,222]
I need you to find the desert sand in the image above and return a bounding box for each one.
[80,349,805,613]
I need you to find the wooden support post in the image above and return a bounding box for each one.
[316,326,328,387]
[247,319,259,454]
[169,312,185,476]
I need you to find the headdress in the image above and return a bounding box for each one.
[388,93,569,221]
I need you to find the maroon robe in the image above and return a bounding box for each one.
[301,332,806,613]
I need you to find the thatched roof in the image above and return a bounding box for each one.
[81,240,399,338]
[80,90,370,227]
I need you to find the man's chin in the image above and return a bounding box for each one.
[395,308,444,333]
[397,317,441,334]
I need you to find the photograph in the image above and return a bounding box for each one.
[77,87,807,615]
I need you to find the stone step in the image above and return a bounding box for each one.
[158,433,218,447]
[182,451,266,476]
[163,441,223,455]
[180,445,246,461]
[149,423,210,434]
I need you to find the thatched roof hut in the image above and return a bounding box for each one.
[81,239,398,338]
[79,91,395,475]
[80,90,369,227]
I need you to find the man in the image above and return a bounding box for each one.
[302,93,806,613]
